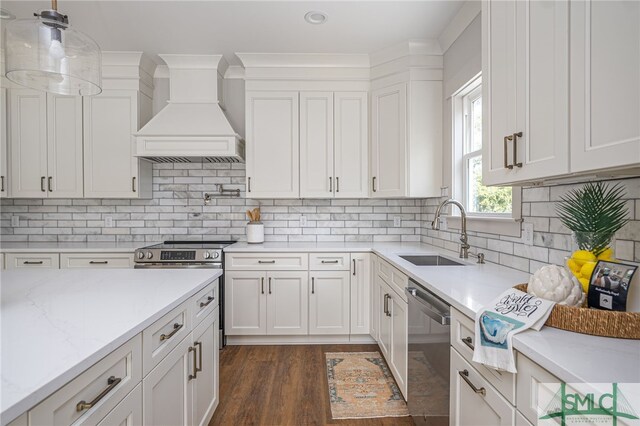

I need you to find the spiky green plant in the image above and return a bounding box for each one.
[556,182,629,256]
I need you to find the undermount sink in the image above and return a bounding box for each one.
[399,255,466,266]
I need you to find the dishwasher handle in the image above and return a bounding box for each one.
[406,285,451,326]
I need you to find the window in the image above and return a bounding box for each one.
[455,76,513,217]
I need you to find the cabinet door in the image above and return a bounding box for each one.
[192,312,219,426]
[47,94,83,198]
[9,89,48,197]
[266,271,308,335]
[371,83,406,198]
[570,0,640,172]
[300,91,334,198]
[377,278,392,358]
[1,88,7,198]
[309,270,350,335]
[350,253,370,335]
[335,92,368,198]
[143,335,193,426]
[370,258,380,342]
[84,90,139,198]
[389,293,408,398]
[224,271,266,335]
[245,91,299,198]
[450,349,515,426]
[97,383,142,426]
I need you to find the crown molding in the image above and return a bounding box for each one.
[438,1,481,54]
[236,53,370,69]
[369,39,443,68]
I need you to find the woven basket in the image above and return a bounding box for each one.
[514,284,640,339]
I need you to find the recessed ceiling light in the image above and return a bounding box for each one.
[304,11,328,25]
[0,8,15,20]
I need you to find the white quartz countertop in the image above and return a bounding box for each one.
[0,242,153,253]
[225,241,640,385]
[0,268,222,425]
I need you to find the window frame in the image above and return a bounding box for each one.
[447,73,522,237]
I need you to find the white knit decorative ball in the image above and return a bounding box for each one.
[528,264,585,306]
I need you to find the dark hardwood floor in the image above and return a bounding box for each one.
[210,344,415,426]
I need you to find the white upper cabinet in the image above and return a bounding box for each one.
[1,88,8,198]
[245,91,300,198]
[9,89,83,198]
[334,92,368,198]
[300,92,334,198]
[569,0,640,173]
[483,0,570,185]
[84,90,152,198]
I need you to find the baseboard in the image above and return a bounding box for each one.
[226,334,376,345]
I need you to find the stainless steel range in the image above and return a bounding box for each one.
[134,240,236,347]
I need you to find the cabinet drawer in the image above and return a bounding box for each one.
[5,253,59,269]
[516,352,561,425]
[29,334,142,426]
[225,253,308,270]
[450,348,514,426]
[97,383,142,426]
[142,301,191,376]
[191,279,219,327]
[60,253,134,269]
[309,253,350,270]
[376,257,408,301]
[451,308,516,404]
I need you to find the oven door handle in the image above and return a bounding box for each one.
[405,286,451,326]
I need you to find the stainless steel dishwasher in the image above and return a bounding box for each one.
[405,280,451,426]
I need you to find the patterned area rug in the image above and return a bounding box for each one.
[325,352,409,419]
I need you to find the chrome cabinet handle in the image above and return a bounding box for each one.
[329,176,333,193]
[132,177,136,192]
[462,336,475,350]
[159,323,183,341]
[199,296,214,308]
[248,177,251,192]
[311,277,315,294]
[258,260,275,264]
[261,277,265,294]
[188,346,198,380]
[336,177,339,192]
[503,135,514,169]
[23,260,44,265]
[268,277,272,294]
[41,176,46,192]
[459,370,486,396]
[76,376,122,411]
[89,260,108,265]
[372,176,377,192]
[352,259,356,276]
[1,175,5,192]
[321,260,339,264]
[512,132,523,168]
[195,341,203,374]
[48,177,53,192]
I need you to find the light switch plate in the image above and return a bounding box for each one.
[104,216,113,227]
[523,222,534,245]
[300,215,307,227]
[11,216,19,227]
[393,216,401,227]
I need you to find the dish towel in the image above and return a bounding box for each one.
[472,288,555,373]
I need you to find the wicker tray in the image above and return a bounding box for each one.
[514,284,640,339]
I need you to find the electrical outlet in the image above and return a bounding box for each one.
[11,216,19,227]
[300,215,307,227]
[523,222,534,245]
[104,216,113,227]
[440,217,448,231]
[393,216,401,227]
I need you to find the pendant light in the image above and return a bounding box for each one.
[3,0,102,96]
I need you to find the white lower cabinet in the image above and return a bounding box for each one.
[377,276,392,359]
[97,384,142,426]
[192,312,219,426]
[266,271,309,335]
[350,253,370,335]
[309,270,350,335]
[450,348,515,426]
[5,253,60,269]
[60,253,135,269]
[516,352,561,425]
[224,270,267,335]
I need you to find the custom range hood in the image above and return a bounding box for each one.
[135,54,244,163]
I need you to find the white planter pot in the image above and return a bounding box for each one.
[247,222,264,244]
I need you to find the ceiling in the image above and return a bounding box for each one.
[1,1,464,66]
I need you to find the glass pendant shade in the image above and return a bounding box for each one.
[4,12,102,96]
